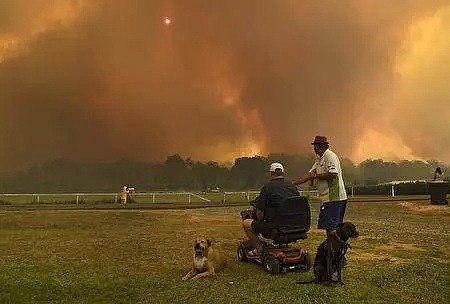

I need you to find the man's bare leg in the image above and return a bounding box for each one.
[243,219,262,253]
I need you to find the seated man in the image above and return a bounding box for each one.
[242,162,300,258]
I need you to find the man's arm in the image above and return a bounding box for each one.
[293,171,337,186]
[315,171,337,181]
[293,171,316,186]
[319,152,339,181]
[293,163,318,186]
[254,185,267,220]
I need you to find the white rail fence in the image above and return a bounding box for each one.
[0,192,212,205]
[0,190,319,205]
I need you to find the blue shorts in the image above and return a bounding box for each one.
[318,200,347,230]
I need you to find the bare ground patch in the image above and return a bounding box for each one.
[377,241,426,252]
[352,252,409,265]
[353,238,427,265]
[398,201,450,216]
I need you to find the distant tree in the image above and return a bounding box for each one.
[0,154,448,192]
[163,154,190,189]
[230,156,268,189]
[190,161,227,190]
[341,158,360,186]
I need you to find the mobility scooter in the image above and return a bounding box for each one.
[237,196,312,275]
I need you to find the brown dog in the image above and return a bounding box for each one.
[297,222,359,285]
[182,239,227,280]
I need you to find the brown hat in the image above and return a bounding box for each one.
[311,136,328,145]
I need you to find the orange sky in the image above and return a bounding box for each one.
[0,0,449,169]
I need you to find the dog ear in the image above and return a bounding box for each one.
[342,222,357,238]
[207,239,211,246]
[350,223,359,237]
[341,222,350,238]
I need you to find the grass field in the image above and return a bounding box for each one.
[0,200,449,303]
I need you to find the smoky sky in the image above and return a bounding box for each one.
[0,0,449,170]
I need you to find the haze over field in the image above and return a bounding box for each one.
[1,0,449,170]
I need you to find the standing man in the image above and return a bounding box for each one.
[293,136,347,242]
[120,186,129,207]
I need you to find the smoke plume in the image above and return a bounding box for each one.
[0,0,449,170]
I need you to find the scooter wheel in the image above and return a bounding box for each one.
[264,255,280,275]
[237,244,248,261]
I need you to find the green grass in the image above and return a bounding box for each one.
[0,201,448,303]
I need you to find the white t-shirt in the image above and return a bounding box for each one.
[310,149,347,203]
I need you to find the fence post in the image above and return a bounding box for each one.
[351,186,354,197]
[37,195,40,204]
[391,185,395,197]
[188,193,191,203]
[76,194,79,205]
[114,194,118,203]
[152,193,155,203]
[223,192,226,203]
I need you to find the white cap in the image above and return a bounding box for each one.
[269,162,284,172]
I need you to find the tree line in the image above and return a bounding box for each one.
[0,154,447,193]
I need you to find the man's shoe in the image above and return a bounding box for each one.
[246,249,262,259]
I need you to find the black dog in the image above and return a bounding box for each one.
[297,222,359,285]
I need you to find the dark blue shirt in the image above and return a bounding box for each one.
[254,177,300,222]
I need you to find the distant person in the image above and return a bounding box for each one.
[433,167,443,181]
[293,136,347,243]
[242,162,300,258]
[120,186,129,207]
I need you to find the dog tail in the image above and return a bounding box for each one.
[295,278,316,285]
